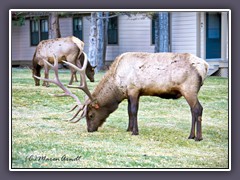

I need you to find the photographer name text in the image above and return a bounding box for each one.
[25,155,82,162]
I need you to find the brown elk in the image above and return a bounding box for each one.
[34,52,209,141]
[32,36,96,87]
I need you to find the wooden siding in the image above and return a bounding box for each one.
[200,12,206,59]
[11,13,200,63]
[171,12,198,55]
[106,15,154,61]
[82,16,91,55]
[11,20,36,61]
[59,17,73,37]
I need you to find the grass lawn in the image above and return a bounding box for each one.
[11,67,229,169]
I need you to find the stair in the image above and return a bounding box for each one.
[207,64,219,76]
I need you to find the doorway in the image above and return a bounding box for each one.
[206,13,221,59]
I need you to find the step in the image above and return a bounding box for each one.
[207,65,219,76]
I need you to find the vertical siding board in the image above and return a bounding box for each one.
[106,14,155,61]
[12,20,36,61]
[171,12,198,55]
[83,16,90,55]
[59,17,72,38]
[12,12,200,63]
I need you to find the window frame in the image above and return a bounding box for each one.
[73,17,83,40]
[107,16,118,45]
[151,18,155,45]
[30,18,49,46]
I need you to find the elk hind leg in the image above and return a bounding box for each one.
[184,94,203,141]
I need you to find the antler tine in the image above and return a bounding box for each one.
[34,54,82,107]
[63,52,94,101]
[34,54,90,123]
[66,105,88,123]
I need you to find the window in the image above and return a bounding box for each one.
[73,17,83,40]
[152,19,155,44]
[206,13,221,59]
[108,17,118,44]
[30,19,48,46]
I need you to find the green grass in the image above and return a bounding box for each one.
[11,68,229,169]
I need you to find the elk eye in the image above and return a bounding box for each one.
[89,113,95,119]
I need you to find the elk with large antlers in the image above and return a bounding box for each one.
[35,52,209,141]
[32,36,96,87]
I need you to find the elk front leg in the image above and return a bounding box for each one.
[127,99,134,132]
[127,92,140,135]
[69,68,78,85]
[42,62,50,87]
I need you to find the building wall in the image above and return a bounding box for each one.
[11,20,36,61]
[11,13,197,63]
[11,12,228,64]
[106,15,154,61]
[171,12,198,55]
[59,17,72,37]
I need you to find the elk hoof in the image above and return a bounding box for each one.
[195,137,203,141]
[132,131,139,135]
[188,135,195,139]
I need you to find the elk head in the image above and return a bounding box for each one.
[34,52,108,132]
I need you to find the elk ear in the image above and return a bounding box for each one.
[93,103,99,109]
[93,65,97,69]
[91,101,100,109]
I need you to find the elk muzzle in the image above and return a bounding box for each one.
[87,127,98,132]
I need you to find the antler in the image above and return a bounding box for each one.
[34,52,93,123]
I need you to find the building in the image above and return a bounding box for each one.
[11,11,229,77]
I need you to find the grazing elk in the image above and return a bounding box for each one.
[32,36,95,87]
[35,52,209,141]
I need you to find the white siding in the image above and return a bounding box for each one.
[11,20,36,61]
[106,15,154,61]
[82,16,91,55]
[171,12,198,55]
[59,17,72,37]
[11,12,202,63]
[60,17,91,55]
[200,12,206,59]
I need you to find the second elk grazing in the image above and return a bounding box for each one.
[35,52,209,141]
[32,36,96,87]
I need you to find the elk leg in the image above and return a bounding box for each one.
[195,101,203,141]
[190,101,203,141]
[74,72,78,82]
[128,93,140,135]
[33,66,41,86]
[185,94,203,141]
[188,110,196,139]
[69,68,76,85]
[43,63,50,87]
[127,99,134,132]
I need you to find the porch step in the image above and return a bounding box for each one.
[207,65,219,76]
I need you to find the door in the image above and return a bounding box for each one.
[206,13,221,59]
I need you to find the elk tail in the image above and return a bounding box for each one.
[71,36,85,59]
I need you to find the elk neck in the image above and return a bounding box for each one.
[91,72,125,112]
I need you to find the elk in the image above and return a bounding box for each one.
[34,52,209,141]
[32,36,96,87]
